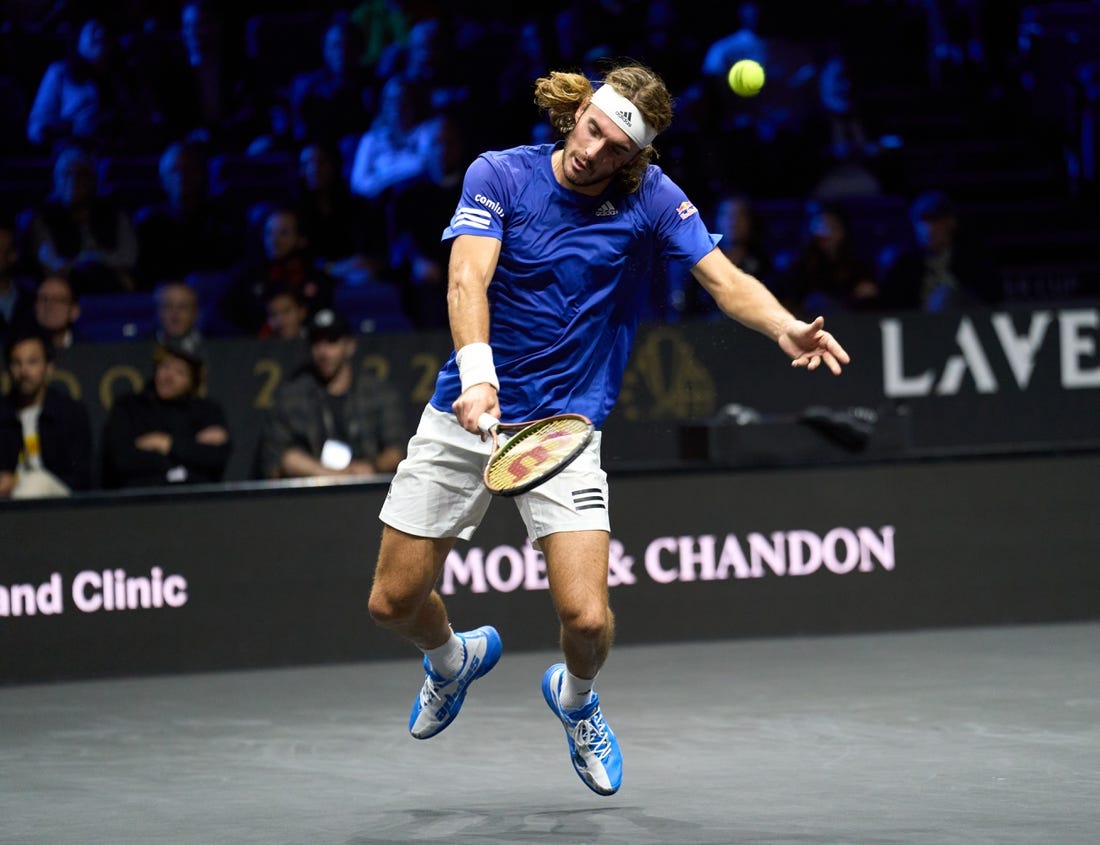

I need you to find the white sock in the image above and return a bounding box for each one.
[423,631,465,678]
[559,669,595,711]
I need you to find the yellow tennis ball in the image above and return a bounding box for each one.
[728,59,765,97]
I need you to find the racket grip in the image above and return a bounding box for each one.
[477,413,500,435]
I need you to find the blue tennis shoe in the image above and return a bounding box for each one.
[541,662,623,795]
[409,626,502,739]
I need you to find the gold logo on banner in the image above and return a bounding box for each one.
[252,359,282,408]
[410,353,441,403]
[98,366,142,409]
[618,326,716,421]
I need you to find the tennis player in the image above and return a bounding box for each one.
[368,63,850,796]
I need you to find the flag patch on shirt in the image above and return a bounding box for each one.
[676,201,698,220]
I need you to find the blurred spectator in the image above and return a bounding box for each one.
[223,205,335,335]
[349,75,437,202]
[807,52,891,200]
[879,190,998,312]
[385,17,470,113]
[700,1,767,73]
[778,200,879,316]
[694,3,819,196]
[0,220,36,348]
[153,279,202,347]
[288,11,374,147]
[257,308,405,480]
[25,17,144,154]
[700,1,818,137]
[349,0,412,72]
[33,274,81,351]
[27,145,138,294]
[0,328,93,499]
[625,1,705,99]
[291,141,386,285]
[487,16,553,148]
[145,0,265,151]
[0,407,17,497]
[100,335,231,488]
[263,283,309,341]
[923,0,991,92]
[676,193,773,320]
[133,139,241,290]
[551,0,643,67]
[1068,59,1099,198]
[386,110,468,329]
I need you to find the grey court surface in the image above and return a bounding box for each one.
[2,622,1098,845]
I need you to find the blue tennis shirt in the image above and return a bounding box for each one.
[430,142,717,428]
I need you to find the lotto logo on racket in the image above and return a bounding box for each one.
[676,200,698,220]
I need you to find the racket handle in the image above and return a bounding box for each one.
[477,413,500,435]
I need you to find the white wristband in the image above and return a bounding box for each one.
[456,342,499,392]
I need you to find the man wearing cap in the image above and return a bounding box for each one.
[367,63,852,796]
[100,334,231,488]
[257,308,405,480]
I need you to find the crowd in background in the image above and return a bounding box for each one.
[2,0,1099,497]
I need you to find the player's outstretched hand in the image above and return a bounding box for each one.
[779,316,851,375]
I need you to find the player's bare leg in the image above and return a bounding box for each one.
[541,529,615,678]
[368,525,454,649]
[540,528,623,795]
[369,525,502,739]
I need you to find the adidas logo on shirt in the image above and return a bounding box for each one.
[595,200,617,217]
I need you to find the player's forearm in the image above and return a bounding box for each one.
[446,235,500,349]
[693,250,795,342]
[720,272,797,342]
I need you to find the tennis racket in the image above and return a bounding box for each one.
[477,412,594,497]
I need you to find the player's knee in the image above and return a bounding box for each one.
[559,603,610,640]
[367,583,415,627]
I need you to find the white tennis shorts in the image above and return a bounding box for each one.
[379,404,609,541]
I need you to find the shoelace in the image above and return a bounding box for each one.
[419,640,471,709]
[419,675,445,707]
[570,709,613,762]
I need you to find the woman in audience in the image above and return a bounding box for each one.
[100,336,231,488]
[778,200,879,316]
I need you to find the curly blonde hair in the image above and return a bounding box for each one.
[533,63,674,194]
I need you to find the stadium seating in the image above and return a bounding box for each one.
[74,290,157,343]
[333,281,413,334]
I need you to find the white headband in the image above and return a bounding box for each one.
[589,85,658,149]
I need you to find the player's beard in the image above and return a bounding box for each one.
[559,138,618,191]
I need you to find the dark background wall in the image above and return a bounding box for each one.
[2,302,1098,483]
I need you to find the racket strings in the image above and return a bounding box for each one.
[485,418,590,490]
